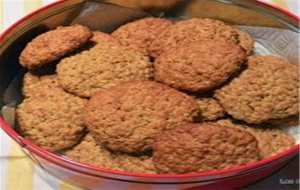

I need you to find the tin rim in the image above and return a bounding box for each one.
[0,0,299,181]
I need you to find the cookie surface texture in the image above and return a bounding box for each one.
[57,31,153,98]
[214,55,299,124]
[154,39,246,92]
[149,18,251,57]
[85,80,199,153]
[216,119,295,158]
[17,73,87,151]
[112,17,172,56]
[196,97,225,121]
[153,123,260,174]
[22,73,60,98]
[19,25,92,69]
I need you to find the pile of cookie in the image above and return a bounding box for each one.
[16,17,298,174]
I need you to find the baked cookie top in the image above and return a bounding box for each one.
[19,25,92,69]
[149,18,252,57]
[196,97,225,121]
[153,123,260,174]
[112,17,172,57]
[22,73,60,98]
[17,75,87,151]
[56,31,153,98]
[154,39,246,92]
[214,55,299,124]
[85,80,199,153]
[215,119,295,158]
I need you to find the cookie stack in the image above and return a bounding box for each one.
[16,17,298,174]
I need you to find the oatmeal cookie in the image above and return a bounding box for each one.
[153,123,260,174]
[85,80,199,153]
[154,39,246,92]
[17,75,87,151]
[56,32,153,98]
[215,119,295,158]
[214,55,299,124]
[112,17,172,57]
[149,18,252,57]
[19,25,92,69]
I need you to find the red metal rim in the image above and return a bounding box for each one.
[1,116,299,179]
[0,0,299,180]
[256,0,300,20]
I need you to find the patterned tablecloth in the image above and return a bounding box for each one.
[0,0,299,190]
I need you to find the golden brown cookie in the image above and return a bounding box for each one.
[149,18,252,57]
[56,31,153,98]
[214,55,299,124]
[17,74,87,151]
[85,80,199,153]
[153,123,260,174]
[196,97,225,121]
[154,39,246,92]
[112,17,172,57]
[215,119,295,158]
[19,25,92,69]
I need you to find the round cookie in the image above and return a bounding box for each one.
[64,134,119,169]
[148,18,253,57]
[85,80,199,153]
[154,39,246,92]
[17,75,87,151]
[152,123,260,174]
[112,17,172,57]
[214,55,299,124]
[56,32,153,98]
[215,119,295,158]
[19,25,92,69]
[196,97,225,121]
